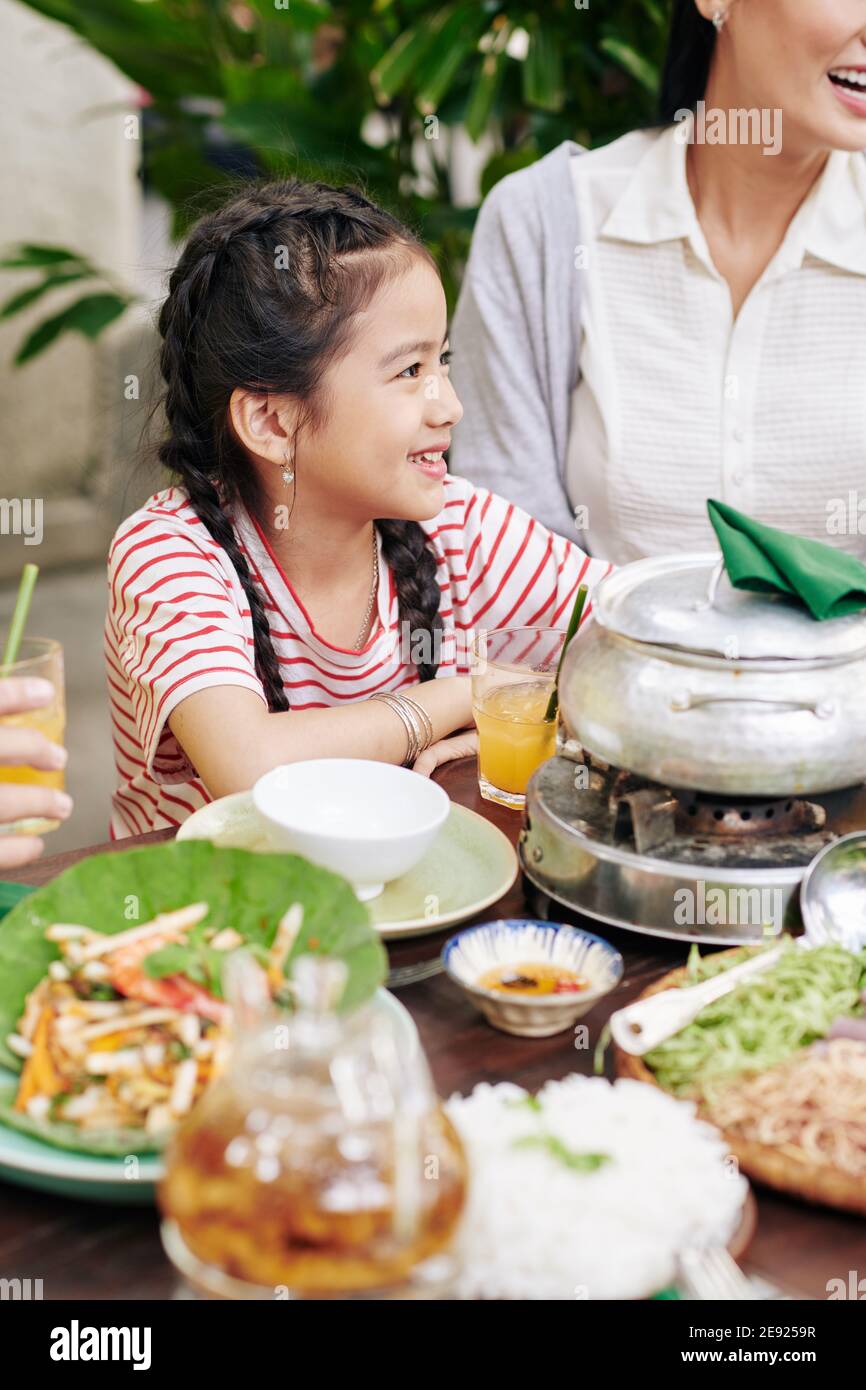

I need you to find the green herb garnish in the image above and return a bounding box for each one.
[143,940,228,998]
[85,984,118,1002]
[513,1133,611,1173]
[593,1020,611,1076]
[506,1093,543,1113]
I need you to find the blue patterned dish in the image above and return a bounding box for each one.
[442,918,624,1037]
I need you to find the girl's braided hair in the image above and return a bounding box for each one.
[156,179,444,712]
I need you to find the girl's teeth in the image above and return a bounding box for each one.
[830,68,866,88]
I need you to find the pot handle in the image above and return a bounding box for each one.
[692,555,726,612]
[670,689,837,719]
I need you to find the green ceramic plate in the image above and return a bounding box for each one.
[178,794,518,940]
[0,990,416,1204]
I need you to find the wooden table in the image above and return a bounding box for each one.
[0,759,862,1300]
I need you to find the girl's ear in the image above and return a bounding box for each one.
[228,387,300,463]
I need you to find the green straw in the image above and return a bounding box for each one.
[544,582,588,723]
[1,562,39,673]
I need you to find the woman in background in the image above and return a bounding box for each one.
[449,0,866,563]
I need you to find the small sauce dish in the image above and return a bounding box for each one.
[442,919,624,1037]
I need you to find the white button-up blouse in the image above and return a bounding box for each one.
[565,122,866,565]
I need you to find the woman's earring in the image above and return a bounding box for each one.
[712,8,727,30]
[281,448,295,486]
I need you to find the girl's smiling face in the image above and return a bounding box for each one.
[288,254,463,522]
[709,0,866,152]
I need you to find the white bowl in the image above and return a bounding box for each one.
[252,759,450,901]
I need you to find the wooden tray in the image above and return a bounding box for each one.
[615,950,866,1218]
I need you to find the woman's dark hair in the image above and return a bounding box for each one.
[659,0,718,121]
[156,179,444,713]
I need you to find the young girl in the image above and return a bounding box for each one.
[106,181,612,837]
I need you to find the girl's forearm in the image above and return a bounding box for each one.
[269,675,471,767]
[171,676,474,799]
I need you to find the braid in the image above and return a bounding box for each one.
[180,467,289,714]
[157,249,289,712]
[377,519,443,682]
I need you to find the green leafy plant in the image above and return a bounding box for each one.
[0,243,135,365]
[7,0,670,363]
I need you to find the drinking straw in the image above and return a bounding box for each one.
[1,562,39,674]
[544,582,588,723]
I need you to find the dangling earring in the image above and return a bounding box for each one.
[281,446,295,486]
[712,8,727,30]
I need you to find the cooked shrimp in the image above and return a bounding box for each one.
[105,927,229,1025]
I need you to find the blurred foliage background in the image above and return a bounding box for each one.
[4,0,670,361]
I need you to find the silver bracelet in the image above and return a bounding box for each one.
[395,696,427,762]
[400,694,434,750]
[370,691,420,766]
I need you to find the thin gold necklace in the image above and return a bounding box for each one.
[352,527,379,651]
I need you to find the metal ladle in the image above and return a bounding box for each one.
[799,830,866,952]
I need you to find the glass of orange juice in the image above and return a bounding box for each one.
[0,637,66,834]
[470,627,564,809]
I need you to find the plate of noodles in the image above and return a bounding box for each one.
[615,940,866,1215]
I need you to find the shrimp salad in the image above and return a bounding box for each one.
[6,901,304,1140]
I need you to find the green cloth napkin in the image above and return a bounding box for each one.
[707,499,866,621]
[0,880,34,922]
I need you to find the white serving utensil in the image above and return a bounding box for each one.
[610,940,811,1056]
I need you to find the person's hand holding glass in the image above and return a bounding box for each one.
[0,639,72,868]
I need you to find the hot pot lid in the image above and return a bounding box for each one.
[595,552,866,661]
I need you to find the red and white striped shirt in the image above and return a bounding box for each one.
[105,472,612,838]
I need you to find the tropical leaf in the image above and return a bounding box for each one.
[522,22,565,113]
[7,0,671,359]
[412,4,490,110]
[370,16,441,100]
[13,292,131,365]
[0,270,93,321]
[465,50,505,142]
[0,244,91,271]
[599,34,660,95]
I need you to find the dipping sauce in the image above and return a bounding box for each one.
[476,962,589,996]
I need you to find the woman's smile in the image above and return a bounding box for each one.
[828,64,866,115]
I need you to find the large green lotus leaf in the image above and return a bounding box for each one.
[0,840,386,1077]
[0,1081,164,1157]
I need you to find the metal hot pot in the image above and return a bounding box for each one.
[558,553,866,797]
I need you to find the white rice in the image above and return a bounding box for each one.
[444,1076,748,1300]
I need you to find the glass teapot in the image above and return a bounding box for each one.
[159,953,467,1299]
